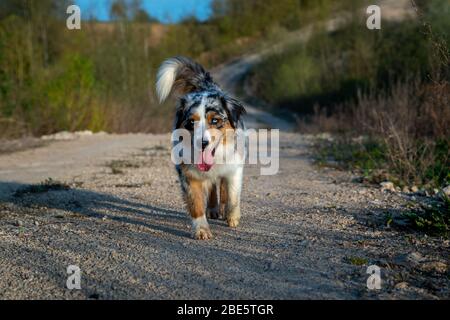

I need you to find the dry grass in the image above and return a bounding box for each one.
[304,1,450,188]
[309,78,450,187]
[354,80,449,184]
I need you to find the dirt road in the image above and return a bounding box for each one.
[0,0,448,299]
[0,133,448,299]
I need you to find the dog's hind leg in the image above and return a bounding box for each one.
[207,182,220,220]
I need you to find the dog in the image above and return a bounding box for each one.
[156,56,246,240]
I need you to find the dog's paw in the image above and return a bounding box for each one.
[227,207,241,228]
[227,216,240,228]
[194,227,213,240]
[207,207,220,220]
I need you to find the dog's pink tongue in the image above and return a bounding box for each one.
[197,149,214,172]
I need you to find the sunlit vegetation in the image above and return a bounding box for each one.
[249,0,449,188]
[0,0,353,137]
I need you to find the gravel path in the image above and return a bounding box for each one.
[0,131,448,299]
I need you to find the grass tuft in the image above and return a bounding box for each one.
[13,178,71,197]
[402,194,450,238]
[345,256,368,266]
[106,160,140,175]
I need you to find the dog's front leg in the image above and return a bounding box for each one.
[223,166,243,228]
[184,178,213,240]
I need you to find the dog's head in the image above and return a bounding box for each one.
[175,92,245,172]
[156,57,246,172]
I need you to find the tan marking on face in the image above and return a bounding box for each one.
[206,112,222,128]
[183,112,201,130]
[220,121,234,146]
[191,113,201,122]
[205,111,234,145]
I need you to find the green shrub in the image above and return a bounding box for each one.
[249,20,431,113]
[250,1,449,189]
[403,194,450,238]
[315,133,449,188]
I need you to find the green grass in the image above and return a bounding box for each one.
[13,178,71,197]
[402,194,450,238]
[315,137,389,182]
[106,160,140,175]
[384,212,394,228]
[345,256,368,266]
[314,136,450,189]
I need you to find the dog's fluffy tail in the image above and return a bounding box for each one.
[156,56,215,103]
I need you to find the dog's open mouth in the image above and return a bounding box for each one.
[197,148,216,172]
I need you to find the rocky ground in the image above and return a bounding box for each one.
[0,130,448,299]
[0,0,447,300]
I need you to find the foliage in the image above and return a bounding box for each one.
[403,194,450,238]
[315,136,387,175]
[249,0,449,188]
[13,178,71,197]
[315,132,449,189]
[0,0,347,137]
[249,19,432,112]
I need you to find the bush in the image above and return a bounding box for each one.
[403,194,450,238]
[249,1,449,188]
[354,81,449,187]
[249,19,432,114]
[313,79,450,188]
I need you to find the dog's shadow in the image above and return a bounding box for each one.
[0,181,195,238]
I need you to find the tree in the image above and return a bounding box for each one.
[110,0,128,21]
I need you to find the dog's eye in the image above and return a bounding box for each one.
[211,118,219,125]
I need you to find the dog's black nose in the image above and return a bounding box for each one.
[201,140,209,150]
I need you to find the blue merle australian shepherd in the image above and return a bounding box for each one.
[156,57,246,240]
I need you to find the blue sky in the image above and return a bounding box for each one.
[75,0,213,23]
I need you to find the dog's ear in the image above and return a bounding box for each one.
[221,96,246,129]
[174,98,187,129]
